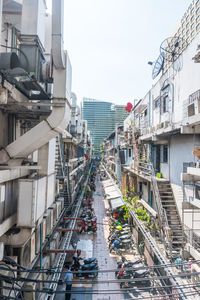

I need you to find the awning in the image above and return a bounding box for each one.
[102,180,113,188]
[104,185,117,194]
[106,190,121,200]
[110,197,124,209]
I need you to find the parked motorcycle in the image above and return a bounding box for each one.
[72,256,98,278]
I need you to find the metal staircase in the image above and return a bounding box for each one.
[130,123,184,257]
[55,134,71,208]
[152,176,184,257]
[158,181,184,254]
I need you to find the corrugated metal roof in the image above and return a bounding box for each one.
[134,104,147,114]
[106,190,121,200]
[110,197,124,209]
[102,180,113,188]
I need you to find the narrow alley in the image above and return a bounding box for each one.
[92,173,123,300]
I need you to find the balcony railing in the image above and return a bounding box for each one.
[189,89,200,104]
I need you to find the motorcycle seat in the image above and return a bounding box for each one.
[81,263,97,270]
[134,269,149,277]
[84,257,97,264]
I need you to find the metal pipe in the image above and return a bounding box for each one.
[44,249,75,254]
[52,0,65,69]
[56,228,79,232]
[40,222,43,270]
[63,217,81,221]
[0,102,70,164]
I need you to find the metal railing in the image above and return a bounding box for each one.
[138,161,153,176]
[151,175,171,252]
[189,89,200,104]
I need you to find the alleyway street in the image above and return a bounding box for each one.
[92,174,123,300]
[92,174,156,300]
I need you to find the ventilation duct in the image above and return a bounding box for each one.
[52,0,65,69]
[0,52,20,70]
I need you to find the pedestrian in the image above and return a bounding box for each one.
[64,265,73,300]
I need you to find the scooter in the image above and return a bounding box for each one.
[72,257,98,278]
[119,267,151,288]
[87,217,97,233]
[77,263,98,278]
[84,257,98,265]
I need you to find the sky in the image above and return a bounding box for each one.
[47,0,191,105]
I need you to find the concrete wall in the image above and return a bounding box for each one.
[169,135,200,185]
[169,134,200,216]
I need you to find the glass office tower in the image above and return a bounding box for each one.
[82,98,128,156]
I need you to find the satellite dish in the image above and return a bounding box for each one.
[160,36,185,62]
[152,54,164,79]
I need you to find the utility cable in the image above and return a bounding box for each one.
[1,283,200,299]
[0,258,199,274]
[1,270,200,286]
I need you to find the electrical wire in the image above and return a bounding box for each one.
[1,269,200,286]
[0,283,200,299]
[0,258,199,274]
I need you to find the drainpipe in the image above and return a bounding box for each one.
[40,222,43,270]
[52,0,65,69]
[0,104,70,164]
[0,0,2,48]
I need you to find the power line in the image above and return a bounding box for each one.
[1,283,200,298]
[1,258,199,274]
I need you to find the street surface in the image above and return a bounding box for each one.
[56,173,157,300]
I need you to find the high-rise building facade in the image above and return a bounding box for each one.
[82,98,128,156]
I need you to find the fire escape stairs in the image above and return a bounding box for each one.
[55,134,71,208]
[157,182,184,253]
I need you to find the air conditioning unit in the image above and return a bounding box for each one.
[35,220,46,255]
[49,203,57,225]
[0,184,5,223]
[17,177,47,228]
[56,200,62,218]
[57,197,64,210]
[187,99,200,117]
[19,233,36,268]
[41,255,50,283]
[49,239,56,266]
[24,273,42,300]
[52,232,61,250]
[43,209,53,236]
[0,256,17,298]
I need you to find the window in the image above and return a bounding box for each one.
[128,149,132,157]
[144,109,147,116]
[154,97,160,109]
[196,0,200,7]
[191,8,194,14]
[186,29,190,36]
[162,95,169,113]
[197,23,200,31]
[191,15,194,22]
[191,23,195,30]
[186,22,189,29]
[178,28,181,33]
[196,7,200,15]
[163,145,168,163]
[191,30,195,37]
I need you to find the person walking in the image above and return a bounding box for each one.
[64,265,73,300]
